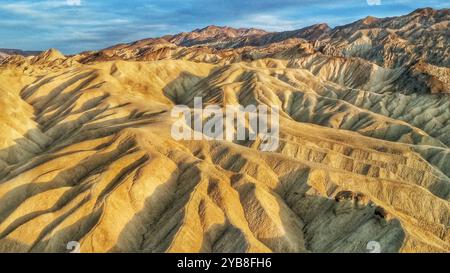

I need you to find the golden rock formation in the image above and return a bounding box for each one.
[0,8,448,253]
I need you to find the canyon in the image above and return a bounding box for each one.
[0,8,448,253]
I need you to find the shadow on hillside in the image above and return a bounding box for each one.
[162,71,206,105]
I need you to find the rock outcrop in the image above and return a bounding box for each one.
[0,8,448,253]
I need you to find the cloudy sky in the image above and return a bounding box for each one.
[0,0,447,54]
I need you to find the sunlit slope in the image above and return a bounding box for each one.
[0,58,448,253]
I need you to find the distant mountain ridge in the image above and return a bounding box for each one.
[0,48,41,57]
[78,7,448,67]
[1,7,448,94]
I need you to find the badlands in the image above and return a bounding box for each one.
[0,8,448,253]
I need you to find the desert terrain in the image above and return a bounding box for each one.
[0,7,448,253]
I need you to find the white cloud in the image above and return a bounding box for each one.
[0,3,40,17]
[67,0,82,6]
[231,14,300,31]
[367,0,382,6]
[0,1,81,18]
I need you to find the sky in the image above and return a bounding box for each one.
[0,0,448,54]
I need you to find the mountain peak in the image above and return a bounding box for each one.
[169,25,268,47]
[361,16,379,25]
[411,7,436,16]
[197,25,224,32]
[41,48,65,59]
[314,23,331,30]
[33,48,65,63]
[194,25,267,36]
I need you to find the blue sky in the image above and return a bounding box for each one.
[0,0,448,54]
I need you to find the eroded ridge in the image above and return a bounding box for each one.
[0,8,448,253]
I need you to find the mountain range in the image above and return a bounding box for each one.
[0,7,448,253]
